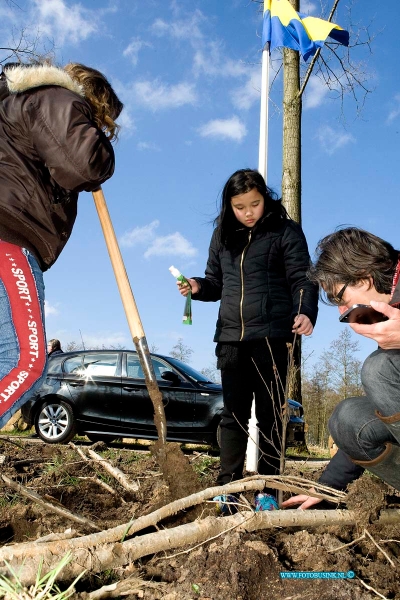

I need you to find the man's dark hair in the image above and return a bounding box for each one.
[308,227,399,305]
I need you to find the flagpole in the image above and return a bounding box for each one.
[258,46,270,181]
[245,46,270,474]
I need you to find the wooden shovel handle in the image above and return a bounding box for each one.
[92,187,145,341]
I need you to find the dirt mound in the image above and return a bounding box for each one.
[0,437,399,599]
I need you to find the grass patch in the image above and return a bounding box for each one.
[286,445,330,459]
[192,454,219,478]
[0,429,32,437]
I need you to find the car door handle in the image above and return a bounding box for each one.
[122,387,142,392]
[69,381,84,387]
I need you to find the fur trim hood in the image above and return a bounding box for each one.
[4,64,84,97]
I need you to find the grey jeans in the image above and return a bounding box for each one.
[329,348,400,461]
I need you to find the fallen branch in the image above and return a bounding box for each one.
[12,458,46,468]
[330,528,396,567]
[0,436,24,449]
[86,448,139,493]
[357,577,389,600]
[1,507,400,586]
[364,528,396,568]
[329,532,366,552]
[69,443,127,501]
[0,475,344,558]
[34,528,77,544]
[77,477,126,502]
[1,474,100,531]
[84,576,166,599]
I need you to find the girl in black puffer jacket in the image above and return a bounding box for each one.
[177,169,318,511]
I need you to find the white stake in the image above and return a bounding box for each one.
[246,47,270,474]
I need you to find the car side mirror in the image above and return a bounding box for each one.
[161,370,181,385]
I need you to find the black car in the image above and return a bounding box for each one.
[21,350,305,446]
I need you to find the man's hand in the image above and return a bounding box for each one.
[177,278,199,296]
[281,489,322,510]
[349,301,400,349]
[292,314,313,336]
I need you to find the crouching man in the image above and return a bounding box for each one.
[283,227,400,509]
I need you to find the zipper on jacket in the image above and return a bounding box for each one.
[239,230,252,341]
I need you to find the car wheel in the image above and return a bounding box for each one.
[35,400,76,444]
[214,421,222,448]
[87,434,117,444]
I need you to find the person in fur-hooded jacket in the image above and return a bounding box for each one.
[0,61,123,429]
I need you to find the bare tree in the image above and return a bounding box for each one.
[200,356,221,383]
[169,338,194,364]
[64,341,83,352]
[0,2,54,66]
[63,341,127,351]
[302,329,363,447]
[253,0,375,219]
[320,328,363,400]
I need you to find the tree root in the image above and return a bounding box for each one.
[86,448,139,493]
[1,507,400,586]
[1,474,100,531]
[0,470,399,586]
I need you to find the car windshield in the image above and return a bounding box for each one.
[165,357,215,384]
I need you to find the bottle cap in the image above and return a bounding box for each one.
[169,266,181,278]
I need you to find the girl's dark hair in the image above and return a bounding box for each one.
[309,227,399,305]
[215,169,286,247]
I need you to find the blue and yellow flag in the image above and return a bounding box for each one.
[262,0,349,61]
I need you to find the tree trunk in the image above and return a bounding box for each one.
[282,0,301,224]
[1,508,399,587]
[282,0,302,406]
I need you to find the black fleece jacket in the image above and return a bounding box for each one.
[192,213,318,342]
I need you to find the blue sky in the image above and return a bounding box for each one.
[1,0,399,373]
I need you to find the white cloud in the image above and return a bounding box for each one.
[303,75,331,109]
[0,5,17,20]
[230,67,261,110]
[300,0,317,14]
[150,10,205,42]
[80,332,128,348]
[198,116,247,142]
[123,37,151,67]
[117,110,135,135]
[137,141,161,151]
[315,125,355,155]
[192,41,260,110]
[144,233,198,259]
[193,42,248,79]
[32,0,97,45]
[387,94,400,124]
[131,79,197,111]
[119,220,160,248]
[119,221,198,260]
[44,301,59,317]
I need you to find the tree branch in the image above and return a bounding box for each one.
[299,0,341,98]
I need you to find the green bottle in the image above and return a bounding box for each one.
[169,265,192,325]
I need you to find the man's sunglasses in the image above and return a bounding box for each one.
[332,282,349,305]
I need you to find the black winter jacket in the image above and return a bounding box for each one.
[0,64,115,271]
[192,213,318,342]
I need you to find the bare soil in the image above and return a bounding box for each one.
[0,436,399,600]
